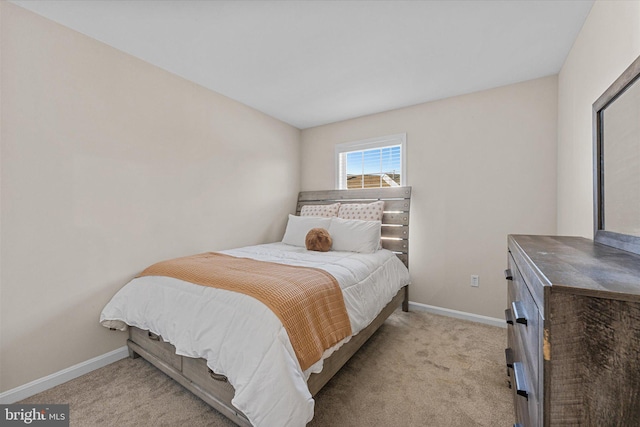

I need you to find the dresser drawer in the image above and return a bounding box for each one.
[506,254,543,427]
[506,344,541,427]
[507,255,540,392]
[129,327,182,371]
[509,364,531,427]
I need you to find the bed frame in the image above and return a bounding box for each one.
[126,186,412,426]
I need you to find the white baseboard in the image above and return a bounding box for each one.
[409,301,506,328]
[0,346,129,404]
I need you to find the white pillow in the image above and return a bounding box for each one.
[328,217,382,254]
[282,215,332,247]
[300,203,340,218]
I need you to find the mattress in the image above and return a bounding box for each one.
[100,242,410,427]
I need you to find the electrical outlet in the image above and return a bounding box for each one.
[471,275,479,287]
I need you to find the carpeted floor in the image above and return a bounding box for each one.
[21,310,514,426]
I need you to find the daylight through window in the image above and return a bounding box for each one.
[336,134,406,190]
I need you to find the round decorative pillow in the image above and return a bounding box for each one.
[305,228,332,252]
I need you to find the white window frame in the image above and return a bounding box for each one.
[335,133,407,190]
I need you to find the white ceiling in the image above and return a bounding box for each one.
[11,0,594,129]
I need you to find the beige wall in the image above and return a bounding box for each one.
[301,76,558,319]
[0,2,300,392]
[557,0,640,237]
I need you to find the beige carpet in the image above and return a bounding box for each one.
[21,310,514,426]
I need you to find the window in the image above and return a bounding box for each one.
[335,133,406,190]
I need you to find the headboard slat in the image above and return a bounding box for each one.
[381,226,409,239]
[298,199,409,212]
[298,186,411,202]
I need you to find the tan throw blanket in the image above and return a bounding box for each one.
[138,252,352,371]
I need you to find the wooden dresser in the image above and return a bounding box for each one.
[505,235,640,427]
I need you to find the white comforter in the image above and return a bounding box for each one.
[100,243,410,427]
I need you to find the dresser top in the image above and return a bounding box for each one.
[509,235,640,301]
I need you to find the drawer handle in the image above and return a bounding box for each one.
[504,269,513,280]
[505,308,514,325]
[207,368,228,383]
[147,331,160,341]
[513,362,529,400]
[505,348,514,368]
[511,301,528,326]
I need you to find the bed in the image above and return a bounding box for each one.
[100,186,411,426]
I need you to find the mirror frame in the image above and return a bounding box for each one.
[593,54,640,255]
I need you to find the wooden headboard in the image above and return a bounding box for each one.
[297,186,412,267]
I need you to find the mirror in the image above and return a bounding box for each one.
[593,54,640,255]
